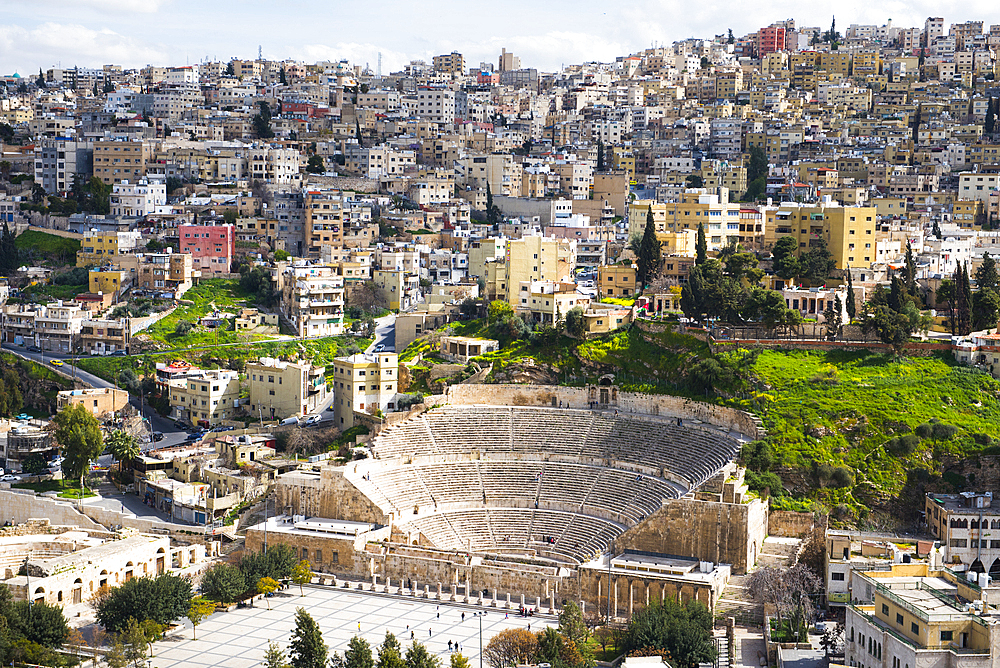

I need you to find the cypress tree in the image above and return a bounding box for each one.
[962,262,973,334]
[695,221,707,265]
[904,241,917,295]
[636,206,662,289]
[845,268,856,322]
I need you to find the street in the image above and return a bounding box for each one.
[366,313,397,353]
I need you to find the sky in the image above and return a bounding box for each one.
[1,0,999,77]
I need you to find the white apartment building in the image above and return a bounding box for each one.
[416,88,455,124]
[279,263,345,338]
[959,172,1000,203]
[248,146,301,185]
[110,177,167,217]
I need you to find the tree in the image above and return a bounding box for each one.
[484,629,539,668]
[636,206,662,288]
[291,559,312,596]
[105,429,139,479]
[800,237,836,283]
[4,599,69,648]
[174,319,193,336]
[356,117,365,148]
[95,574,193,634]
[564,306,585,338]
[912,104,922,143]
[904,241,917,295]
[973,288,1000,331]
[956,262,973,335]
[105,638,128,668]
[862,304,912,356]
[845,269,857,322]
[377,632,405,668]
[257,577,280,609]
[37,68,45,88]
[771,236,801,280]
[344,635,373,668]
[186,596,215,640]
[488,300,514,325]
[265,640,291,668]
[823,295,843,337]
[695,221,707,265]
[557,601,588,651]
[620,598,716,667]
[932,219,942,239]
[123,617,149,667]
[350,280,389,314]
[290,608,328,668]
[746,565,820,642]
[404,640,440,668]
[200,563,245,604]
[306,155,325,173]
[280,68,288,85]
[986,97,996,135]
[254,101,275,139]
[53,403,103,490]
[596,140,605,171]
[977,252,1000,292]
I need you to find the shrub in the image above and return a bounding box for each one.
[745,470,784,496]
[931,423,958,440]
[973,433,993,447]
[888,433,920,455]
[915,423,933,438]
[174,320,193,336]
[828,467,855,488]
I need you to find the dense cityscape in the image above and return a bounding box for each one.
[2,11,1000,668]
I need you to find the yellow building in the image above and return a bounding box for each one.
[818,52,851,76]
[332,352,398,429]
[168,369,241,428]
[502,236,576,305]
[88,269,127,296]
[76,230,141,267]
[852,51,881,76]
[764,202,878,269]
[846,562,995,667]
[598,265,637,298]
[247,357,327,421]
[953,199,985,228]
[633,191,741,251]
[609,146,636,179]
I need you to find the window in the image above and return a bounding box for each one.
[896,613,903,625]
[940,630,953,641]
[911,622,919,634]
[832,572,845,581]
[882,604,889,615]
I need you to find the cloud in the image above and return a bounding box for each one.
[23,0,168,13]
[0,22,167,72]
[291,42,411,75]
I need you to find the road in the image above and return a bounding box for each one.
[366,313,397,353]
[3,342,190,451]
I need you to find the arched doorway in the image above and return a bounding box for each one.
[970,559,985,574]
[73,578,83,604]
[125,561,134,581]
[990,558,1000,579]
[33,586,45,604]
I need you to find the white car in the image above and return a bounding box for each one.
[1,474,21,482]
[303,414,322,425]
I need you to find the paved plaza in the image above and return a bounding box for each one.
[150,584,554,668]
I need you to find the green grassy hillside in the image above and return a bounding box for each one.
[399,319,999,528]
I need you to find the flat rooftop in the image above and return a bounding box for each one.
[247,515,376,538]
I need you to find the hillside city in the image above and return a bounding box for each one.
[3,12,1000,668]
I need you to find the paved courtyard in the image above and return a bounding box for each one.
[150,585,554,668]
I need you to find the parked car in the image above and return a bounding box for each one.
[0,474,21,482]
[26,345,41,353]
[173,420,188,430]
[185,432,202,441]
[110,350,127,356]
[374,344,385,352]
[303,414,322,425]
[279,416,300,426]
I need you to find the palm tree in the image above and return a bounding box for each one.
[105,429,140,482]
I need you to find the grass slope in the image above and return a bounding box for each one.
[14,230,81,265]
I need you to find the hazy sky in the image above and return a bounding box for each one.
[1,0,998,77]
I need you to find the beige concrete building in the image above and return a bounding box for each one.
[439,336,499,363]
[763,201,878,270]
[514,280,589,324]
[168,368,241,428]
[79,317,129,355]
[56,387,129,418]
[247,357,327,421]
[502,236,576,305]
[92,139,153,185]
[332,352,399,429]
[234,307,279,334]
[598,265,637,298]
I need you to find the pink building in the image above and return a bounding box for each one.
[178,223,235,275]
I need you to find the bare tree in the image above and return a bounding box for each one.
[746,564,821,639]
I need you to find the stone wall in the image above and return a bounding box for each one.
[578,566,720,617]
[273,468,389,525]
[768,510,817,538]
[446,384,762,439]
[613,496,768,574]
